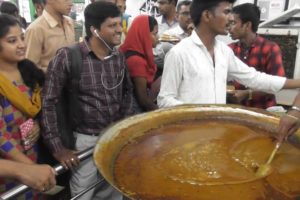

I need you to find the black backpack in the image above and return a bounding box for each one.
[37,44,83,194]
[56,44,82,150]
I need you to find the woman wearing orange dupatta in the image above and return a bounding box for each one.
[0,14,52,199]
[120,15,159,111]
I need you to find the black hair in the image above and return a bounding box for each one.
[176,0,192,12]
[18,60,45,90]
[172,0,178,6]
[148,16,158,32]
[0,1,18,16]
[32,0,46,4]
[84,1,121,38]
[0,14,44,90]
[232,3,260,32]
[164,0,178,6]
[0,14,20,39]
[190,0,236,27]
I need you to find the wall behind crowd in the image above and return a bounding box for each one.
[1,0,299,23]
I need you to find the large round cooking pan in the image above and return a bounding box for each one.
[93,105,300,200]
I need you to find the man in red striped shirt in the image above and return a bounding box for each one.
[228,3,285,109]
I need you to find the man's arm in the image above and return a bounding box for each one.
[25,26,43,70]
[41,48,79,169]
[228,52,287,93]
[0,159,56,192]
[229,42,286,104]
[157,49,184,108]
[281,79,300,89]
[278,92,300,141]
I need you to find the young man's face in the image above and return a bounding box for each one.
[207,2,233,36]
[98,16,122,47]
[177,4,192,32]
[157,0,174,16]
[49,0,73,16]
[116,0,126,14]
[229,13,247,40]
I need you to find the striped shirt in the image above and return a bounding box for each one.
[41,39,135,153]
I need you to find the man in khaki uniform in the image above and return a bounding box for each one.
[25,0,75,73]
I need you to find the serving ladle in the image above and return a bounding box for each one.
[255,142,281,177]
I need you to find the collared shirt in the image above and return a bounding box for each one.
[157,30,286,108]
[156,15,178,36]
[41,40,135,153]
[154,16,178,70]
[229,36,285,109]
[160,25,190,58]
[25,10,75,73]
[164,24,189,40]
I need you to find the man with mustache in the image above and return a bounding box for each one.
[41,2,135,199]
[158,0,300,107]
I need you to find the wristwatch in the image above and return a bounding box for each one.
[290,106,300,112]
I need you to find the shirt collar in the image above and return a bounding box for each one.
[42,10,72,28]
[190,30,220,49]
[237,34,260,48]
[159,15,177,26]
[175,25,185,35]
[190,30,204,47]
[81,39,92,58]
[81,38,120,59]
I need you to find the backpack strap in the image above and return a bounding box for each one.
[125,50,145,59]
[55,44,82,150]
[67,44,83,128]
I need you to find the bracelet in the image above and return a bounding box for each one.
[291,106,300,112]
[248,89,252,100]
[286,114,299,120]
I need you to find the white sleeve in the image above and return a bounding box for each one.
[157,49,184,108]
[228,51,286,94]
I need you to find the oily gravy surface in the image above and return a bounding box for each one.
[114,120,300,200]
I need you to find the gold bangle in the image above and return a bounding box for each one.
[286,114,299,120]
[248,89,252,100]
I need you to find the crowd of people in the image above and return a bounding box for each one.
[0,0,300,199]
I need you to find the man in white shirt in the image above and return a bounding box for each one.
[160,0,193,57]
[156,0,178,36]
[154,0,178,75]
[157,0,300,108]
[164,0,193,39]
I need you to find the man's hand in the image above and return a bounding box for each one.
[278,110,300,142]
[227,89,249,104]
[17,163,56,192]
[53,148,80,170]
[187,23,195,35]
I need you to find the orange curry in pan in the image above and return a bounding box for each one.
[113,119,300,200]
